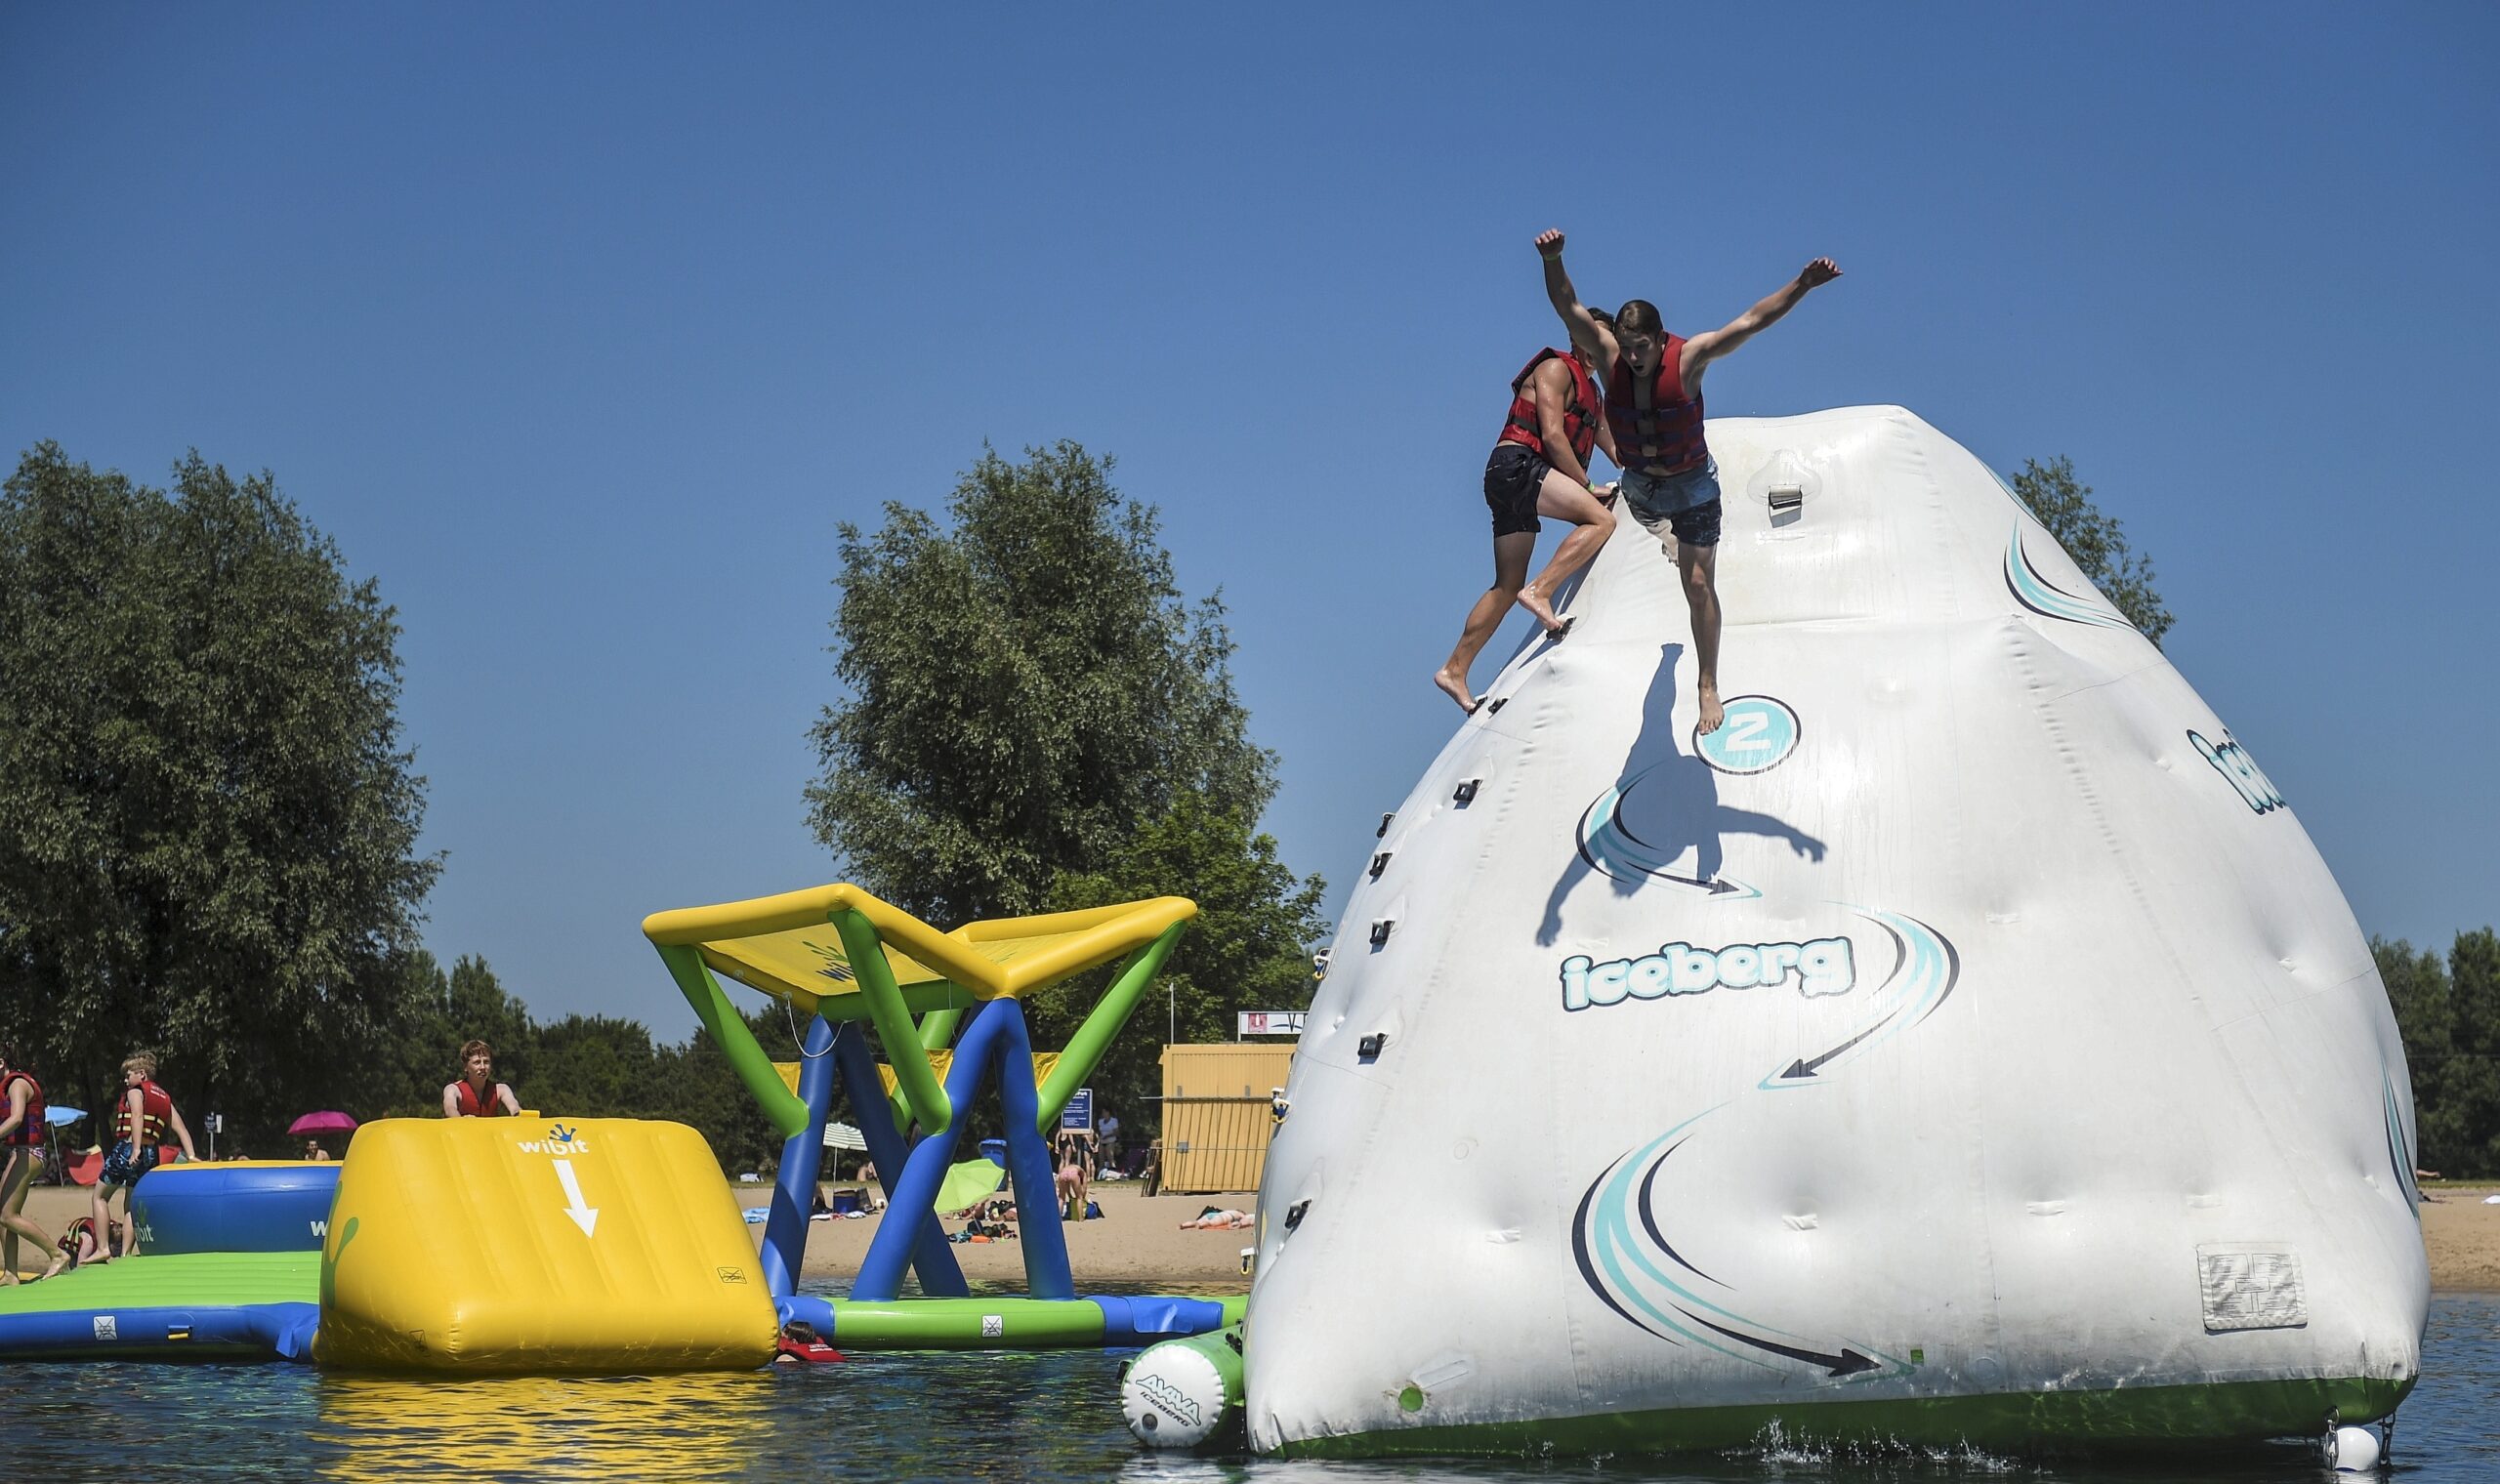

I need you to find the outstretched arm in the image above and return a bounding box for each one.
[1684,258,1842,377]
[1536,230,1618,380]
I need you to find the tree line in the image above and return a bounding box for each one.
[0,441,1320,1171]
[14,437,2488,1185]
[2375,930,2500,1179]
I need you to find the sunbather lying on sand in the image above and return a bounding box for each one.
[1180,1208,1254,1229]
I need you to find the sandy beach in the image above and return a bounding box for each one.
[17,1179,2497,1292]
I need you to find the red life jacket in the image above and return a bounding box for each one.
[453,1078,511,1116]
[1497,349,1602,466]
[0,1071,44,1147]
[1605,336,1708,475]
[134,1078,173,1149]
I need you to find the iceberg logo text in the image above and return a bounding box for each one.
[1561,937,1854,1011]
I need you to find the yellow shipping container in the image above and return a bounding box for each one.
[1158,1043,1295,1195]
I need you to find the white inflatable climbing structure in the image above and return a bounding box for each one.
[1243,405,2424,1458]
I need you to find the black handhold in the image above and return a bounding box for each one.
[1368,920,1393,947]
[1485,697,1508,714]
[1357,1033,1387,1063]
[1453,778,1480,804]
[1376,811,1395,839]
[1368,851,1391,879]
[1283,1200,1310,1231]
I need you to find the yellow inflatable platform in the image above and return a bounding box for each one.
[313,1117,774,1373]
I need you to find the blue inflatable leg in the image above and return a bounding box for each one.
[853,1008,1005,1301]
[832,1022,966,1297]
[990,1002,1075,1301]
[760,1014,837,1298]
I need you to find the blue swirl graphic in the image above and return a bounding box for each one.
[2005,525,2134,632]
[2383,1070,2422,1216]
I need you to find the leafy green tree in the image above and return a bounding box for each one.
[807,442,1278,927]
[2444,928,2500,1177]
[2376,928,2500,1179]
[2375,935,2461,1173]
[0,444,437,1149]
[2010,456,2174,646]
[804,441,1326,1134]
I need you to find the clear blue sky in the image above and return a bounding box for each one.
[5,5,2493,1038]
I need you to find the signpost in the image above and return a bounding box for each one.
[1060,1087,1095,1133]
[1237,1010,1307,1037]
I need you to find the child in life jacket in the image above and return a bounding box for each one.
[0,1045,65,1281]
[53,1215,125,1271]
[441,1040,521,1117]
[89,1051,198,1265]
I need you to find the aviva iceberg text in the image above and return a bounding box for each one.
[1560,936,1854,1010]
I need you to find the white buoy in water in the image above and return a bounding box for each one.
[2330,1423,2381,1471]
[1123,1328,1243,1449]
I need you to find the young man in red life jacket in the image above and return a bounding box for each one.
[90,1051,198,1265]
[1432,315,1625,714]
[1536,228,1842,733]
[443,1040,521,1117]
[0,1045,67,1281]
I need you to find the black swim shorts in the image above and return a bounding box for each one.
[1658,496,1722,548]
[1482,442,1548,537]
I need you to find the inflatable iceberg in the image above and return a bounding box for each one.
[1246,406,2423,1457]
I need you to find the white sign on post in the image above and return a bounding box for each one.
[1237,1010,1307,1037]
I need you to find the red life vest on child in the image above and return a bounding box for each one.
[0,1071,44,1147]
[1605,337,1709,475]
[1496,349,1602,466]
[134,1078,173,1149]
[453,1078,511,1116]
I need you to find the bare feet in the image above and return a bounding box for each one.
[1432,668,1481,714]
[1514,589,1571,639]
[37,1254,66,1281]
[1696,682,1726,736]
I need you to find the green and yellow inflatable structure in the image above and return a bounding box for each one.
[0,883,1235,1367]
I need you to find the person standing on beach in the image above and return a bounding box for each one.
[0,1046,65,1281]
[1536,228,1841,733]
[443,1040,521,1117]
[1433,317,1625,714]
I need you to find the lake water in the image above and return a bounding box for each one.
[7,1292,2493,1481]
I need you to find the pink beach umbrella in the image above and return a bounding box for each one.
[287,1110,358,1138]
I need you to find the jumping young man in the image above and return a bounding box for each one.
[1433,315,1624,714]
[1536,228,1841,733]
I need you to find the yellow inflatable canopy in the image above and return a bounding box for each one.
[643,884,1194,1017]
